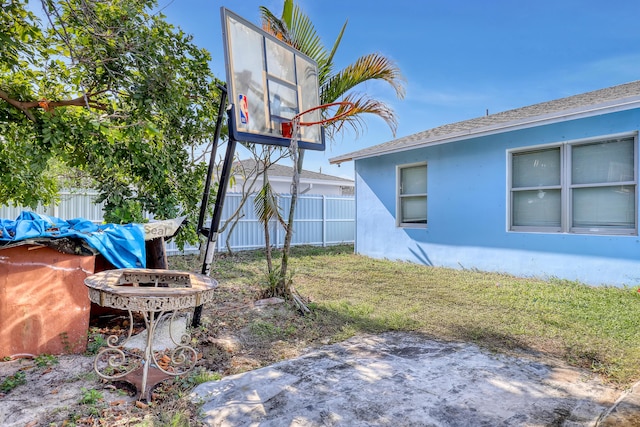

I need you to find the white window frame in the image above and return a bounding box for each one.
[397,162,427,228]
[507,132,638,235]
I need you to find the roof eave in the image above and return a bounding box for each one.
[329,97,640,165]
[237,175,354,186]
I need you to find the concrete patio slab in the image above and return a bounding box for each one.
[191,332,628,426]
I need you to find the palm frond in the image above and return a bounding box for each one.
[327,20,346,64]
[260,2,327,66]
[321,53,406,103]
[254,179,286,227]
[324,93,399,138]
[259,6,292,44]
[281,0,294,26]
[288,4,328,66]
[322,20,347,83]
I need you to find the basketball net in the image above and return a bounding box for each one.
[285,101,355,194]
[289,115,302,195]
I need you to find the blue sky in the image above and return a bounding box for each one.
[160,0,640,179]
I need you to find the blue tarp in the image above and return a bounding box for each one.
[0,211,146,269]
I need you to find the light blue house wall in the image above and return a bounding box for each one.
[354,108,640,287]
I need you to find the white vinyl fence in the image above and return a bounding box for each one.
[0,190,355,255]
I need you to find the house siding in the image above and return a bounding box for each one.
[355,108,640,286]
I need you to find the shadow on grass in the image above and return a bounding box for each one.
[451,324,532,354]
[312,302,625,381]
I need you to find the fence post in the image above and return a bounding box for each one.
[274,210,280,249]
[322,195,326,247]
[52,192,60,218]
[275,194,281,249]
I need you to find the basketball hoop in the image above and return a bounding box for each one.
[281,101,355,138]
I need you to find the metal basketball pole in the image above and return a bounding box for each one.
[192,87,238,327]
[200,133,237,275]
[196,85,227,236]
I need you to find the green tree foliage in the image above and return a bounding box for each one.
[0,0,221,245]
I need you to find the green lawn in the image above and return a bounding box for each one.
[172,244,640,385]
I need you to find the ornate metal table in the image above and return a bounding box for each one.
[84,269,218,401]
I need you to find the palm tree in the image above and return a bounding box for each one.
[258,0,405,308]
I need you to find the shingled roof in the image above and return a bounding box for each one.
[329,80,640,164]
[234,159,353,183]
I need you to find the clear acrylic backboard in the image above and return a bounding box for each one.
[220,7,325,151]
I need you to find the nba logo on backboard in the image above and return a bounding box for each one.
[239,94,249,124]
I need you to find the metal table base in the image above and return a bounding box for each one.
[85,269,217,401]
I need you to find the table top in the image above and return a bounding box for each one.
[84,268,218,311]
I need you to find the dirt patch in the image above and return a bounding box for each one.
[0,281,328,426]
[0,354,136,426]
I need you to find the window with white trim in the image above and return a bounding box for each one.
[509,133,637,235]
[398,163,427,227]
